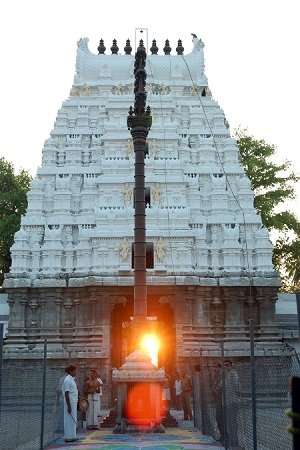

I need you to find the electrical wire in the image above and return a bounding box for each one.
[179,53,254,296]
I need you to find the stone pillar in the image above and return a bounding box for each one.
[62,289,74,345]
[28,290,41,339]
[55,288,63,337]
[256,287,278,336]
[209,287,224,337]
[89,287,97,328]
[173,290,186,361]
[185,286,195,324]
[224,287,244,339]
[244,287,259,330]
[89,287,104,349]
[73,290,81,335]
[63,289,74,328]
[45,288,62,351]
[192,286,210,328]
[19,295,28,338]
[7,289,28,339]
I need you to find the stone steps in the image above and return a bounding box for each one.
[101,408,178,428]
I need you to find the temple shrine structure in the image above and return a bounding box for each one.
[3,35,281,403]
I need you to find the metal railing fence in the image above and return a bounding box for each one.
[192,324,299,450]
[0,330,93,450]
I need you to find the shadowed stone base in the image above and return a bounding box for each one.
[113,420,165,433]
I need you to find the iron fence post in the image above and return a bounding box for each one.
[296,293,300,340]
[0,323,3,421]
[220,339,228,450]
[291,376,300,450]
[249,319,258,450]
[199,348,206,433]
[40,339,47,450]
[192,367,197,429]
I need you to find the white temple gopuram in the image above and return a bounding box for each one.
[4,35,281,391]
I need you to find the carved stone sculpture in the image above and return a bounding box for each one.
[119,239,130,261]
[155,238,167,262]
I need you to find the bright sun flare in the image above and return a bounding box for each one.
[140,334,160,367]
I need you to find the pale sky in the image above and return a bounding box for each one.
[0,0,299,211]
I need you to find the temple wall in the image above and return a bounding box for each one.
[5,284,279,355]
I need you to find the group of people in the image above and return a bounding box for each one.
[57,361,240,445]
[57,365,103,443]
[162,371,194,421]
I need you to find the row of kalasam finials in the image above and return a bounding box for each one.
[97,38,185,55]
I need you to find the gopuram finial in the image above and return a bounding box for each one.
[176,39,184,55]
[150,39,159,55]
[97,38,106,54]
[124,39,132,55]
[163,39,171,55]
[111,38,119,54]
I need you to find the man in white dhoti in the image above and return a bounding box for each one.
[84,369,101,430]
[62,365,79,442]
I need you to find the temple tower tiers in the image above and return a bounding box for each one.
[4,36,281,385]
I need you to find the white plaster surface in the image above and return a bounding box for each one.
[5,36,277,288]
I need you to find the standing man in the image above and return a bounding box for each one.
[224,360,241,449]
[84,369,101,430]
[62,365,79,443]
[181,371,193,421]
[211,363,224,442]
[174,372,182,411]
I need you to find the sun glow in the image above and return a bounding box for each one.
[140,334,160,367]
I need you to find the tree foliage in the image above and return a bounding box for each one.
[236,130,300,291]
[0,158,32,285]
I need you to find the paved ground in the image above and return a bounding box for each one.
[46,426,224,450]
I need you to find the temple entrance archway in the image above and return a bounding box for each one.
[110,296,176,375]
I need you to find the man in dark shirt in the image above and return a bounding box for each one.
[181,371,193,420]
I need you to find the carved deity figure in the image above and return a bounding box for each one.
[192,34,204,52]
[112,84,123,95]
[191,85,201,96]
[126,139,134,157]
[119,239,130,261]
[155,238,167,262]
[123,184,133,205]
[150,140,160,158]
[81,84,91,96]
[152,184,161,205]
[77,37,90,52]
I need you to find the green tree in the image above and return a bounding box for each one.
[0,158,32,285]
[236,130,300,291]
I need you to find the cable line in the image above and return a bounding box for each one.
[180,53,254,295]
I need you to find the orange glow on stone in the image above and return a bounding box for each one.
[125,382,164,426]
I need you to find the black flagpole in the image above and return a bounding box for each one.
[127,40,152,345]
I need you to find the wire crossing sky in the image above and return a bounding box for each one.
[0,0,299,210]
